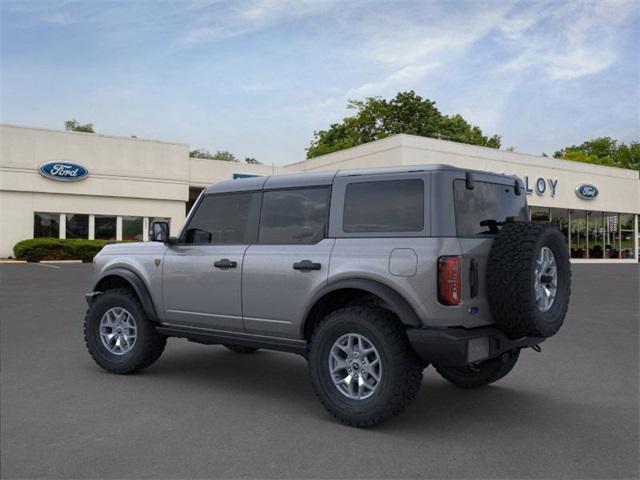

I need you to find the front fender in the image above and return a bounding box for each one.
[92,267,160,323]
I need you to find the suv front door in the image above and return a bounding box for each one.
[162,192,261,332]
[242,187,333,339]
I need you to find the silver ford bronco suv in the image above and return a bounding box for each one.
[84,165,571,427]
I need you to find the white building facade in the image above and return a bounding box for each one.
[1,125,638,262]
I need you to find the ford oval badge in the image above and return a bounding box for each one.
[575,184,598,200]
[39,161,89,182]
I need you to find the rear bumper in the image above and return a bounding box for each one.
[406,326,544,367]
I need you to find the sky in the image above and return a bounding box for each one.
[1,0,639,166]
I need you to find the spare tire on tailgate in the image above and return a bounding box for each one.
[487,221,571,339]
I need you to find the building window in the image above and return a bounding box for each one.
[344,179,424,233]
[66,214,89,239]
[550,209,569,243]
[95,215,117,241]
[530,206,550,221]
[259,188,330,244]
[588,211,604,259]
[122,216,143,241]
[603,213,620,259]
[570,210,587,258]
[620,214,636,259]
[34,212,60,238]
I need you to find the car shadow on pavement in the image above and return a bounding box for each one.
[129,342,578,433]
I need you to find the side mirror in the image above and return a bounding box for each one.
[150,221,170,243]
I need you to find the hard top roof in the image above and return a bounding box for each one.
[203,163,518,194]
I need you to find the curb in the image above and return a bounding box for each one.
[0,260,27,264]
[39,260,84,264]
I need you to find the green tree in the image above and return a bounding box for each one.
[64,119,94,133]
[306,91,501,158]
[554,137,639,171]
[189,149,239,162]
[212,150,238,162]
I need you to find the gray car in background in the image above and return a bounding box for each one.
[84,165,571,426]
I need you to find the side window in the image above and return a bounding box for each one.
[183,193,260,244]
[343,179,424,233]
[259,188,329,244]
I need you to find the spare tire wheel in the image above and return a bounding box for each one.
[487,222,571,339]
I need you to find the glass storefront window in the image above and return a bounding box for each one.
[95,215,116,240]
[550,209,569,243]
[530,206,550,221]
[570,210,587,258]
[587,212,604,259]
[66,214,89,239]
[620,214,636,259]
[34,212,60,238]
[122,216,143,241]
[603,213,620,259]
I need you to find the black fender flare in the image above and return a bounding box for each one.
[303,278,422,336]
[93,268,160,322]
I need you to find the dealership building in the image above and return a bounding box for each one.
[1,123,638,262]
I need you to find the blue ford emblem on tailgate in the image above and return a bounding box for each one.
[39,161,89,181]
[575,184,598,200]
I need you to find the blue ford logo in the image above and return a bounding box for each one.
[575,184,598,200]
[39,161,89,182]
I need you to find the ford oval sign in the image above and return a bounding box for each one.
[39,161,89,182]
[575,184,598,200]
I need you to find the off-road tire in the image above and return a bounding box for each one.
[309,306,423,427]
[223,344,259,354]
[487,221,571,339]
[434,349,520,388]
[84,288,167,374]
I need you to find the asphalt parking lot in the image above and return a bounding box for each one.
[1,263,638,479]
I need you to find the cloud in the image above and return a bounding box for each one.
[347,63,440,97]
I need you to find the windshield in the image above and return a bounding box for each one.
[454,179,528,236]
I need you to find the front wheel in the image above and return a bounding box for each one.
[84,288,166,374]
[434,350,520,388]
[309,306,423,427]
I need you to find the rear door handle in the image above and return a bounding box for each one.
[214,258,237,269]
[293,260,321,271]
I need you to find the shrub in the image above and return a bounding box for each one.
[13,238,114,262]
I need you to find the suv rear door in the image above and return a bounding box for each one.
[162,191,261,332]
[452,173,528,327]
[242,184,333,339]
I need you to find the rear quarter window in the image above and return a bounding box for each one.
[343,179,424,233]
[454,179,528,236]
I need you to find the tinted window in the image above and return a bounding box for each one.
[122,216,143,241]
[184,193,259,244]
[66,214,88,239]
[343,179,424,233]
[95,215,116,240]
[34,212,59,238]
[454,180,528,236]
[259,188,329,244]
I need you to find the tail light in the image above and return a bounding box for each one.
[438,256,461,305]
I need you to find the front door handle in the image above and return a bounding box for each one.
[293,260,321,271]
[214,258,237,269]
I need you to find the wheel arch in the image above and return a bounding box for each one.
[302,278,422,340]
[93,268,159,322]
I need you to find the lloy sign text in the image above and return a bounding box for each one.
[523,176,558,197]
[39,161,89,182]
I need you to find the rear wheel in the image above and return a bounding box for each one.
[434,350,520,388]
[223,344,259,354]
[84,288,166,374]
[309,306,423,427]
